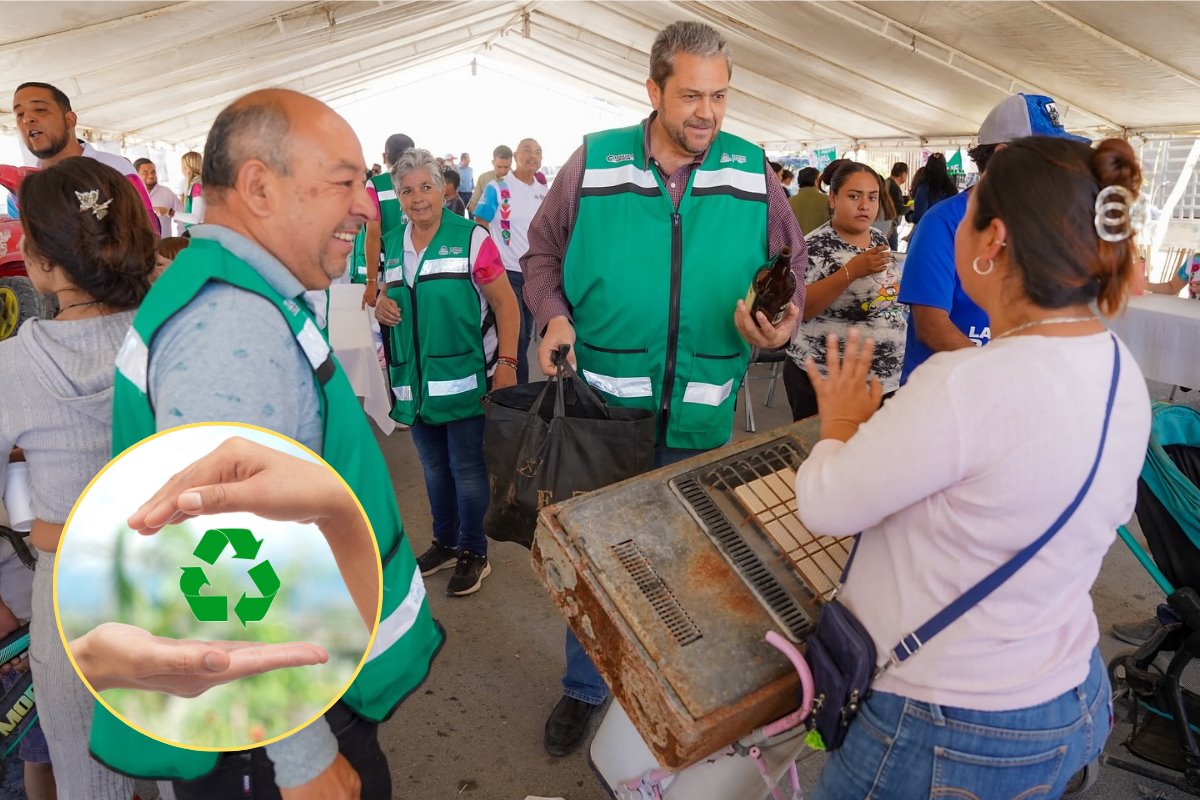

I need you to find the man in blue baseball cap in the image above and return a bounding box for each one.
[897,94,1090,383]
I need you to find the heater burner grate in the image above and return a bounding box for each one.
[670,438,851,642]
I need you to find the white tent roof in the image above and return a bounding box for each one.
[3,1,1200,149]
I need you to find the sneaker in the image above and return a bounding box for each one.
[1111,617,1159,646]
[415,543,457,576]
[446,551,491,596]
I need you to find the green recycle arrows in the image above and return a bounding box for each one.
[179,528,280,626]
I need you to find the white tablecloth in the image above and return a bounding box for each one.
[1105,293,1200,387]
[327,284,395,435]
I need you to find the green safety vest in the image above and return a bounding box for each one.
[381,209,491,426]
[96,237,444,780]
[350,173,404,284]
[563,123,769,449]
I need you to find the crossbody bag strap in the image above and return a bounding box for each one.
[880,334,1122,670]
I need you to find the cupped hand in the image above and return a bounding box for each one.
[127,437,358,534]
[373,295,400,326]
[72,622,328,696]
[804,328,883,440]
[734,300,800,350]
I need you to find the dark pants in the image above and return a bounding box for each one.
[784,357,895,422]
[172,702,389,800]
[459,191,472,210]
[506,270,534,384]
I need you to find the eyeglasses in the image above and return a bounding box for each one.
[499,183,512,245]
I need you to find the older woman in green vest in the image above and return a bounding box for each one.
[375,148,520,597]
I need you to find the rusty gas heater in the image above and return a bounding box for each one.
[531,419,850,769]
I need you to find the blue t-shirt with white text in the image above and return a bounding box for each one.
[898,190,989,383]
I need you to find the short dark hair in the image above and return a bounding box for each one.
[796,167,820,188]
[19,157,153,309]
[384,133,414,165]
[890,162,909,178]
[493,145,513,160]
[829,161,879,196]
[967,143,1000,174]
[203,100,292,191]
[649,21,731,89]
[780,169,793,181]
[15,82,71,112]
[442,168,460,190]
[769,161,783,175]
[969,136,1141,317]
[133,158,153,170]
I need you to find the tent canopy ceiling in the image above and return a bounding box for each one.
[2,1,1199,149]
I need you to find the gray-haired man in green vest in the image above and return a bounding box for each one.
[104,89,443,798]
[523,20,809,756]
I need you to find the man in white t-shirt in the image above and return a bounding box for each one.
[474,137,546,383]
[134,158,180,237]
[13,82,160,235]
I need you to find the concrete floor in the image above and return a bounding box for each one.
[372,368,1200,800]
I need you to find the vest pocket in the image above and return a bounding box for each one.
[673,351,743,435]
[386,326,417,425]
[422,350,485,423]
[577,340,654,405]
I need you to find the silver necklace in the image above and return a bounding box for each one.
[993,315,1098,340]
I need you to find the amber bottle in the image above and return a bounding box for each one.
[747,247,795,325]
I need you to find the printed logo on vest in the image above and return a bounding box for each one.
[606,154,635,164]
[449,246,463,255]
[438,246,449,256]
[282,299,300,315]
[386,258,400,267]
[720,153,747,164]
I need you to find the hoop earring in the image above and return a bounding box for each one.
[972,256,995,276]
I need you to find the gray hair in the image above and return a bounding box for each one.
[391,148,443,192]
[649,21,732,88]
[203,100,291,190]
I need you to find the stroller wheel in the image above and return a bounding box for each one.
[1108,650,1133,706]
[1063,758,1100,795]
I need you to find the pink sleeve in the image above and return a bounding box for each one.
[127,174,161,235]
[366,184,381,221]
[190,182,203,198]
[472,235,506,285]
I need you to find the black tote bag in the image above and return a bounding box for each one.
[482,346,656,548]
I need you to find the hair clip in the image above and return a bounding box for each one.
[75,189,113,221]
[1094,185,1135,243]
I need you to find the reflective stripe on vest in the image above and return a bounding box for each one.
[420,257,469,277]
[376,189,397,202]
[367,569,425,662]
[581,163,659,192]
[683,379,734,407]
[427,375,478,397]
[114,329,149,394]
[582,370,653,399]
[393,385,414,401]
[692,166,767,196]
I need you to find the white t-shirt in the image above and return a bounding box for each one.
[474,174,547,273]
[402,225,498,372]
[794,332,1151,711]
[147,184,180,238]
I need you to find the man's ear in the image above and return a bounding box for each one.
[646,78,662,112]
[64,111,78,131]
[234,160,276,219]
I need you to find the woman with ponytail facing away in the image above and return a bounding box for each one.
[797,138,1151,799]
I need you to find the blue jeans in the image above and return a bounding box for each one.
[561,444,710,705]
[506,270,534,385]
[813,648,1111,800]
[410,415,488,556]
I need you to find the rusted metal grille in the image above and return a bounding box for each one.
[670,439,851,641]
[613,539,703,647]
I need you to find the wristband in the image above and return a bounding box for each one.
[497,356,519,370]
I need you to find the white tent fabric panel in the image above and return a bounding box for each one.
[1,1,1199,149]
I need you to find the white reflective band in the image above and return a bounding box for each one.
[295,318,331,371]
[421,257,469,277]
[582,163,658,191]
[114,328,149,394]
[583,370,653,398]
[392,385,413,402]
[427,374,478,396]
[376,189,397,202]
[367,569,426,662]
[692,167,766,196]
[683,379,734,407]
[384,266,404,284]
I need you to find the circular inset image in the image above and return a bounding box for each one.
[54,423,381,751]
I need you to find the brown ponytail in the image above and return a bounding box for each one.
[1090,139,1142,316]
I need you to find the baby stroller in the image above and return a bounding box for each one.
[1108,403,1200,794]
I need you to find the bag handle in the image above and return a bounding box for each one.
[843,335,1122,673]
[549,344,612,420]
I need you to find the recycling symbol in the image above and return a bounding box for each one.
[180,528,280,626]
